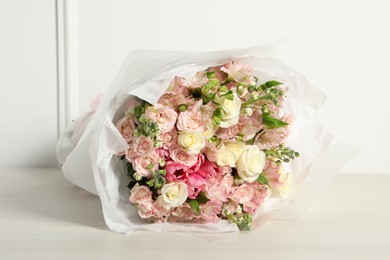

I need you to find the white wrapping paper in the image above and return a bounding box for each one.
[56,45,356,234]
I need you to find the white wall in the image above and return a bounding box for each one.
[0,0,58,167]
[75,0,390,173]
[1,0,389,171]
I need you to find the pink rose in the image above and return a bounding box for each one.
[165,160,190,182]
[145,104,178,133]
[129,184,152,204]
[187,173,206,199]
[157,130,177,150]
[133,136,155,155]
[132,152,159,178]
[138,202,154,219]
[169,145,198,167]
[196,160,220,179]
[115,115,135,143]
[153,197,172,218]
[176,100,205,133]
[169,203,196,222]
[200,200,222,223]
[231,183,255,204]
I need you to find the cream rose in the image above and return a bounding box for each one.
[236,145,266,182]
[219,92,241,128]
[160,182,188,208]
[225,142,245,162]
[178,132,205,155]
[216,146,236,167]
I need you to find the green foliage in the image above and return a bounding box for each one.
[262,115,288,129]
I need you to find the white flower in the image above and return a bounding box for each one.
[160,182,188,208]
[225,142,245,162]
[236,145,266,182]
[216,146,236,167]
[178,132,205,155]
[219,92,241,128]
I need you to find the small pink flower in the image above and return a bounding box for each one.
[138,202,154,219]
[262,161,282,189]
[169,145,198,167]
[243,201,259,215]
[132,136,155,155]
[251,182,269,206]
[203,143,218,162]
[129,184,152,204]
[115,115,135,143]
[132,152,159,178]
[205,177,228,202]
[157,130,177,150]
[145,104,178,133]
[238,113,263,141]
[231,183,255,204]
[221,200,240,217]
[216,125,239,142]
[200,200,222,223]
[165,160,190,182]
[196,160,220,179]
[206,67,227,82]
[176,100,205,133]
[185,71,208,89]
[221,60,253,85]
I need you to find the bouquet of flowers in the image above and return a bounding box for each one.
[57,46,334,234]
[118,60,299,230]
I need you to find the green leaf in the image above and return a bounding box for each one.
[206,71,216,79]
[260,80,283,90]
[203,93,216,104]
[197,193,210,204]
[134,105,143,119]
[202,78,220,95]
[188,200,200,214]
[256,174,269,185]
[262,115,288,129]
[212,116,221,126]
[225,92,234,101]
[219,85,228,92]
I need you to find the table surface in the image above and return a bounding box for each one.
[0,168,389,260]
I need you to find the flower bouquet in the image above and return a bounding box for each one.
[57,46,333,233]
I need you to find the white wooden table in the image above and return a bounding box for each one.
[1,169,389,259]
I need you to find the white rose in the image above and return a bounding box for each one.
[219,92,241,128]
[160,182,188,208]
[178,132,205,155]
[216,146,236,167]
[236,145,266,182]
[203,121,217,140]
[225,142,245,162]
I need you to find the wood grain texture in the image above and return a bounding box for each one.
[0,168,389,259]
